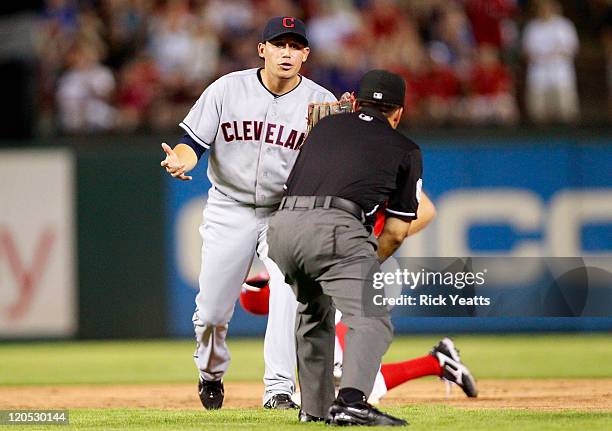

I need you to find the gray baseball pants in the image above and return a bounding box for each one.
[268,205,393,418]
[192,187,297,404]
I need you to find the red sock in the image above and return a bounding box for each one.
[380,355,443,390]
[336,322,442,390]
[335,321,348,350]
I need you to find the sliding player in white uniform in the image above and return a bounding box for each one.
[160,16,336,410]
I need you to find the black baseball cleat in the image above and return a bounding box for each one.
[298,410,325,423]
[326,398,408,426]
[431,337,478,398]
[263,393,300,410]
[198,377,224,409]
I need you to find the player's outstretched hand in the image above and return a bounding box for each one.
[160,142,192,181]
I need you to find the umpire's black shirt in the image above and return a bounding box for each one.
[286,107,423,219]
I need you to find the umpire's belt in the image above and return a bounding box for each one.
[279,196,365,222]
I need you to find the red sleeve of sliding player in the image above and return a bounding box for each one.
[373,202,388,238]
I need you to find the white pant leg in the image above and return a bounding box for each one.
[334,309,387,403]
[193,188,258,381]
[368,367,388,404]
[557,84,579,123]
[257,211,299,403]
[526,84,548,123]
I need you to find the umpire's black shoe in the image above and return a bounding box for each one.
[298,410,324,423]
[326,398,408,426]
[198,378,224,410]
[264,393,300,410]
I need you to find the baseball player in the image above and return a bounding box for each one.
[240,193,477,406]
[160,16,336,410]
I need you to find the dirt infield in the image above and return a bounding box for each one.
[2,379,611,411]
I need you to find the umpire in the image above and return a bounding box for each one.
[268,70,422,426]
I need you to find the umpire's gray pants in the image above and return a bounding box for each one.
[268,207,393,418]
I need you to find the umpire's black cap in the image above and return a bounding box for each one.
[357,70,405,108]
[262,16,309,47]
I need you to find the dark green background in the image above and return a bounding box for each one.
[77,147,166,338]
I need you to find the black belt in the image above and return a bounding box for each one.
[278,196,365,221]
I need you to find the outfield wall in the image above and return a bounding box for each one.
[0,133,611,338]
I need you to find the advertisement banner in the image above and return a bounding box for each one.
[0,150,77,338]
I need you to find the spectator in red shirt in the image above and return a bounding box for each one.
[464,44,518,125]
[364,0,406,39]
[116,55,161,131]
[464,0,517,49]
[407,45,461,125]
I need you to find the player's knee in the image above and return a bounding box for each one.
[204,315,229,327]
[194,310,230,327]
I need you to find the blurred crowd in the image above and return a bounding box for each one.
[36,0,592,134]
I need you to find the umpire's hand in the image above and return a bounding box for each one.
[160,142,194,181]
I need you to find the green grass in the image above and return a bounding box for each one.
[10,407,612,431]
[0,334,611,386]
[385,334,612,379]
[1,335,611,430]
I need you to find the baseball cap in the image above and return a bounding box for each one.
[356,70,405,107]
[262,16,309,47]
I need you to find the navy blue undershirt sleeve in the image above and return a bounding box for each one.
[179,133,206,160]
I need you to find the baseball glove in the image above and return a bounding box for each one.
[307,92,356,134]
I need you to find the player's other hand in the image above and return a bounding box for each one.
[160,142,193,181]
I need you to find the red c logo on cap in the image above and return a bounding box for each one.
[282,17,295,28]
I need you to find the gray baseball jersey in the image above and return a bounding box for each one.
[180,68,337,207]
